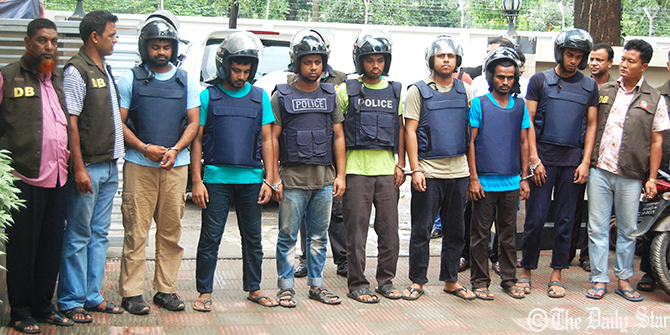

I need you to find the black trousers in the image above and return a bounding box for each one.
[409,177,468,284]
[470,190,519,289]
[6,179,67,321]
[298,196,347,266]
[342,175,399,292]
[569,183,589,264]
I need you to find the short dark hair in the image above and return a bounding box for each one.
[27,18,57,38]
[230,57,253,66]
[516,50,526,64]
[593,43,614,61]
[79,10,118,43]
[489,37,514,48]
[623,39,653,64]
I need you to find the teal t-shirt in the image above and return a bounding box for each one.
[469,93,530,192]
[199,82,275,184]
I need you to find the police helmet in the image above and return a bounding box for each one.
[215,31,264,83]
[289,29,328,73]
[138,18,179,64]
[425,35,464,70]
[352,28,393,75]
[484,47,521,95]
[554,28,594,70]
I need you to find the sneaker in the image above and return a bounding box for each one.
[294,263,308,278]
[153,292,185,311]
[336,262,348,277]
[122,295,150,315]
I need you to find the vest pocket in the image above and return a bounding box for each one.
[297,130,314,158]
[417,126,431,152]
[312,129,329,157]
[377,113,394,144]
[359,113,378,141]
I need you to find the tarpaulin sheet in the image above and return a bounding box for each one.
[0,0,44,19]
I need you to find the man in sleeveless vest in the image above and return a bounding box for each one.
[270,30,346,307]
[57,11,126,323]
[638,49,670,293]
[190,32,278,312]
[587,39,670,301]
[0,18,74,333]
[338,29,405,303]
[468,47,531,300]
[290,29,349,280]
[116,16,200,314]
[568,43,616,274]
[518,28,599,298]
[403,35,476,301]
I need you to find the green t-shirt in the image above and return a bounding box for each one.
[337,78,403,176]
[199,83,275,184]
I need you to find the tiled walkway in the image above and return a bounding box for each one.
[2,253,670,334]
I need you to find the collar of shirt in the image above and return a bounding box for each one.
[616,76,645,94]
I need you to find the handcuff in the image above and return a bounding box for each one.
[264,179,282,192]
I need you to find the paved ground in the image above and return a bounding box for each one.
[0,172,668,334]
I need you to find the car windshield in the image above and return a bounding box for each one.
[201,38,290,82]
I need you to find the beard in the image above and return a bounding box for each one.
[147,55,169,68]
[226,75,246,89]
[26,47,57,75]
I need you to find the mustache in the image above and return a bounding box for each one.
[26,47,57,74]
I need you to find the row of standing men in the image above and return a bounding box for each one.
[2,10,670,333]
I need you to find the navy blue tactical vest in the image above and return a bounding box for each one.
[475,96,525,175]
[277,83,336,166]
[128,66,188,148]
[413,80,470,160]
[535,69,594,148]
[202,85,264,168]
[344,79,401,152]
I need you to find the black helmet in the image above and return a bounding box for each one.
[138,18,179,64]
[289,29,328,73]
[425,35,463,70]
[352,28,392,75]
[214,31,263,83]
[554,28,594,70]
[484,47,521,95]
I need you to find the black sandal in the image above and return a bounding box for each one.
[12,316,40,334]
[637,273,656,292]
[375,285,401,299]
[347,287,379,303]
[62,307,93,324]
[36,311,74,327]
[85,301,124,314]
[277,289,297,308]
[309,287,341,305]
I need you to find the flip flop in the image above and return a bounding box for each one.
[474,288,494,300]
[517,277,532,294]
[401,286,424,301]
[615,289,643,302]
[444,287,476,300]
[547,281,565,298]
[586,286,607,299]
[247,294,279,307]
[193,299,212,312]
[503,286,525,299]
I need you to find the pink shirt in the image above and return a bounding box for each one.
[596,77,670,175]
[0,72,70,188]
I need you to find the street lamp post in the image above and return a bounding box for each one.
[67,0,86,21]
[502,0,523,38]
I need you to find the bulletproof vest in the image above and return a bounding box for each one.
[277,83,336,166]
[202,85,264,168]
[128,66,188,148]
[412,79,470,160]
[344,79,401,152]
[475,96,525,175]
[535,69,594,148]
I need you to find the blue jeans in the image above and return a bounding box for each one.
[196,183,263,293]
[587,168,641,283]
[521,165,580,270]
[276,186,332,289]
[58,160,118,311]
